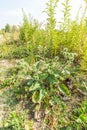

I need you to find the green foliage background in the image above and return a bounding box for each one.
[0,0,87,129]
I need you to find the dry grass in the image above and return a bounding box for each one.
[0,32,19,45]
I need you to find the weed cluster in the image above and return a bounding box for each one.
[0,0,87,129]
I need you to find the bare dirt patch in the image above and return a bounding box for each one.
[0,59,19,128]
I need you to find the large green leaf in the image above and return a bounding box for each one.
[59,84,70,95]
[47,74,57,83]
[32,91,40,103]
[32,89,45,103]
[36,61,41,69]
[29,82,41,91]
[39,73,48,80]
[27,79,34,86]
[79,114,87,123]
[39,89,45,101]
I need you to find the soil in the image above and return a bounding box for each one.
[0,59,18,127]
